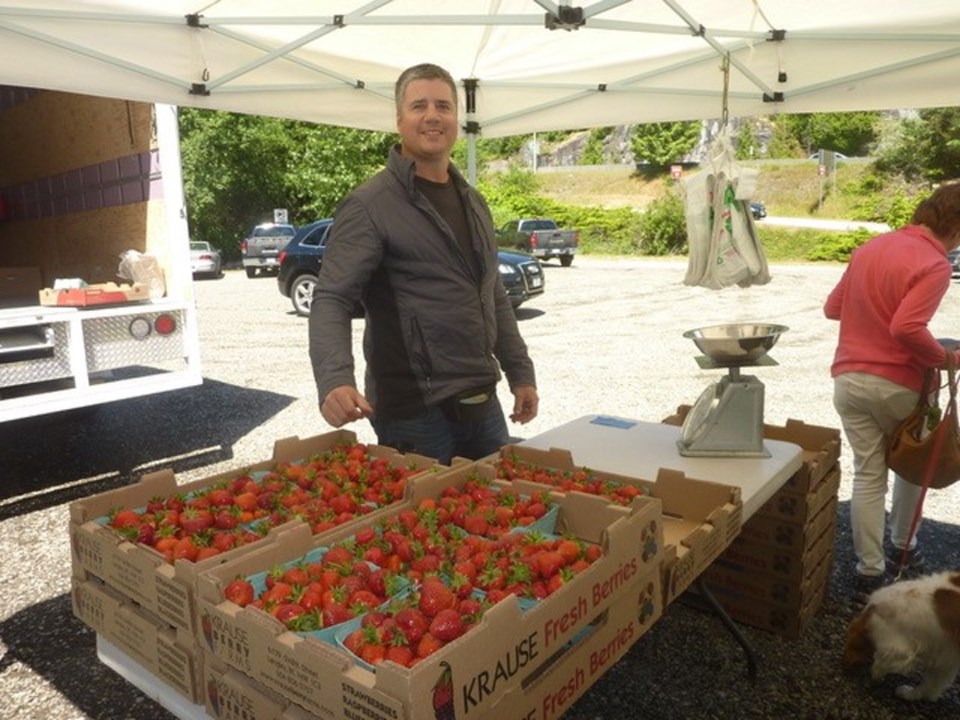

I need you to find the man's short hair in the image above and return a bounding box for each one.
[395,63,458,113]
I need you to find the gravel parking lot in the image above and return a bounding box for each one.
[2,256,959,719]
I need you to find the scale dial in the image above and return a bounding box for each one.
[681,382,719,446]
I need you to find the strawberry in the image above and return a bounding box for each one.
[394,607,430,644]
[321,602,354,628]
[429,608,465,642]
[322,546,354,567]
[416,632,444,659]
[463,513,489,536]
[171,536,199,561]
[535,551,566,579]
[274,602,307,626]
[418,578,457,618]
[281,565,310,586]
[359,643,387,666]
[385,643,415,668]
[179,508,214,535]
[110,508,142,529]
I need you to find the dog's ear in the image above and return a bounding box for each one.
[843,605,876,668]
[933,582,960,652]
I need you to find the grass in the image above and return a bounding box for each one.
[519,161,888,262]
[529,161,875,219]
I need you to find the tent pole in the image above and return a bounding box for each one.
[463,78,479,185]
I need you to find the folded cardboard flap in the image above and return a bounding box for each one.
[653,467,741,522]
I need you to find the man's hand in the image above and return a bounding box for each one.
[510,384,539,424]
[321,385,374,427]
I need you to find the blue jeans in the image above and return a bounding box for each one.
[371,401,510,465]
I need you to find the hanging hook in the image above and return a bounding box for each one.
[721,52,730,126]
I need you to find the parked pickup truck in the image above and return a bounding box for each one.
[497,218,579,266]
[241,222,296,278]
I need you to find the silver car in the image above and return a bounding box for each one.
[190,240,223,279]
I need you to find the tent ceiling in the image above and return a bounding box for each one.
[1,1,959,136]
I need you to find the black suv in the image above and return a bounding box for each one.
[277,220,545,316]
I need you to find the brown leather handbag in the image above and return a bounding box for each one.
[886,355,960,489]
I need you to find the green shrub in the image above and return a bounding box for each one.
[636,193,687,255]
[806,229,872,262]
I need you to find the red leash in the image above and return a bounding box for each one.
[894,355,955,580]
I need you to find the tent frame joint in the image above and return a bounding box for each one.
[768,29,787,42]
[762,91,785,103]
[189,83,210,96]
[184,13,207,29]
[545,6,585,31]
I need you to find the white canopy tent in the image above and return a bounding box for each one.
[2,0,960,179]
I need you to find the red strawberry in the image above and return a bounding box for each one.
[419,578,457,618]
[224,578,254,607]
[394,607,430,645]
[535,551,566,579]
[385,644,415,668]
[429,608,465,642]
[111,508,143,530]
[321,602,354,628]
[417,632,444,659]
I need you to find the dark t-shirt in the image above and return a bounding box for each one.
[415,176,481,279]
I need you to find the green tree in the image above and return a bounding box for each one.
[630,121,700,168]
[917,108,960,182]
[735,122,760,160]
[179,108,393,258]
[579,127,614,165]
[780,111,880,156]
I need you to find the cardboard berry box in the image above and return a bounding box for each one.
[481,444,743,606]
[195,459,666,720]
[69,429,442,635]
[72,575,203,703]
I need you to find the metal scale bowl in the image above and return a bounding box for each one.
[677,323,788,458]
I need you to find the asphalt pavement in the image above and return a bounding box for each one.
[2,257,959,719]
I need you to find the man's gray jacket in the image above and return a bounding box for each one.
[309,147,536,420]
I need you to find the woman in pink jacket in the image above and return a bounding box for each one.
[824,181,960,610]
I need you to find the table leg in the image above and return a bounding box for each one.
[693,577,759,681]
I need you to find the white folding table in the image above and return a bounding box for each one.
[520,414,805,680]
[519,414,804,520]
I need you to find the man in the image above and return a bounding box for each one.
[309,63,538,465]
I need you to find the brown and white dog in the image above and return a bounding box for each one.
[843,571,960,701]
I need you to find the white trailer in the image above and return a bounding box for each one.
[0,87,202,422]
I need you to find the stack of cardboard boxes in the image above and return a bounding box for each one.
[69,430,440,709]
[663,407,842,638]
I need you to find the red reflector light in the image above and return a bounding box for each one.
[154,314,177,335]
[278,250,287,264]
[530,232,539,248]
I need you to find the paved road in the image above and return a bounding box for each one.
[1,257,958,719]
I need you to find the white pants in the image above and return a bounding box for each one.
[833,372,924,576]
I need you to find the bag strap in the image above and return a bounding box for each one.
[894,351,957,579]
